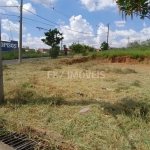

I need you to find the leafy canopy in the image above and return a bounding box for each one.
[41,28,64,48]
[69,43,85,53]
[100,41,109,50]
[115,0,150,19]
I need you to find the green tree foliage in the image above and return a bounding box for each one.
[115,0,150,19]
[41,28,63,47]
[50,46,60,59]
[69,43,96,53]
[70,43,85,53]
[127,41,140,48]
[100,41,109,50]
[41,28,63,58]
[127,39,150,48]
[63,45,66,50]
[84,45,96,52]
[146,39,150,45]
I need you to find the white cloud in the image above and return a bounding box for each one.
[2,14,150,49]
[23,3,36,14]
[57,19,65,26]
[23,33,50,50]
[31,0,57,7]
[1,33,10,41]
[114,21,126,27]
[0,0,36,14]
[59,15,95,47]
[59,15,150,48]
[80,0,116,11]
[2,19,26,33]
[18,25,150,49]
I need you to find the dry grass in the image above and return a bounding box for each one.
[1,58,150,150]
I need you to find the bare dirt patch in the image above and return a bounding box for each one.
[60,56,89,65]
[60,56,150,65]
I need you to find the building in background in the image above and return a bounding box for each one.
[23,46,36,52]
[1,40,18,52]
[38,48,50,53]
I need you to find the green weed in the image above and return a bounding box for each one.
[40,66,53,71]
[131,80,141,87]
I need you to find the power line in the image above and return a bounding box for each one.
[22,7,99,36]
[36,27,48,31]
[1,14,145,39]
[38,0,99,27]
[0,17,4,103]
[6,9,13,40]
[0,13,55,27]
[23,17,55,27]
[38,0,70,19]
[0,4,105,36]
[19,0,23,63]
[10,0,20,11]
[0,13,19,17]
[0,6,18,7]
[14,1,96,35]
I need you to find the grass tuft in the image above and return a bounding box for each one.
[40,66,53,71]
[2,64,9,70]
[115,83,130,92]
[131,80,141,87]
[113,68,137,74]
[100,97,150,121]
[6,85,65,106]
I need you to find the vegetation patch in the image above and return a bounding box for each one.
[2,51,49,60]
[2,64,9,71]
[1,59,150,150]
[115,82,131,92]
[100,97,150,122]
[40,66,53,71]
[112,68,137,74]
[5,85,65,106]
[131,80,141,87]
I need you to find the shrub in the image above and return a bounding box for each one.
[70,43,85,53]
[49,46,60,59]
[100,41,109,50]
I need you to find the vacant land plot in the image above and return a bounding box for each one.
[0,57,150,150]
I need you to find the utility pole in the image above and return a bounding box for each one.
[78,38,79,44]
[127,37,130,44]
[19,0,23,63]
[61,40,63,50]
[0,17,4,104]
[107,23,109,44]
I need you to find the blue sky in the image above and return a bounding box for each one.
[0,0,150,49]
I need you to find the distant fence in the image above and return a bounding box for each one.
[1,41,18,52]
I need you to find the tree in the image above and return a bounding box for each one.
[41,28,63,58]
[69,43,85,53]
[100,41,109,50]
[115,0,150,19]
[127,41,140,48]
[63,45,66,50]
[50,46,60,59]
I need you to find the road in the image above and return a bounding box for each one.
[2,57,51,64]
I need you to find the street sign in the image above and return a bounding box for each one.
[1,40,18,52]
